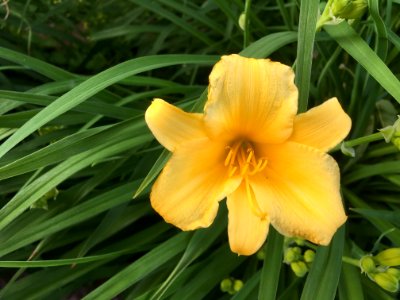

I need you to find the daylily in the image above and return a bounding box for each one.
[145,54,351,255]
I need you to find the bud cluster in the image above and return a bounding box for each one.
[220,277,244,295]
[316,0,368,30]
[359,248,400,293]
[283,238,315,278]
[380,116,400,150]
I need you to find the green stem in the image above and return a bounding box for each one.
[345,132,385,147]
[331,132,385,152]
[316,0,334,31]
[243,0,252,48]
[342,256,360,267]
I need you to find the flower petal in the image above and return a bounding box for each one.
[227,182,270,255]
[151,138,241,230]
[145,98,207,152]
[289,98,351,152]
[204,54,298,143]
[258,141,347,245]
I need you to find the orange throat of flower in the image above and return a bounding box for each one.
[224,140,268,220]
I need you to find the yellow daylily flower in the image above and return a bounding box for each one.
[145,54,351,256]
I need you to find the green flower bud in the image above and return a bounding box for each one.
[331,0,368,20]
[372,272,399,293]
[290,261,308,277]
[393,137,400,150]
[304,249,315,263]
[220,278,232,292]
[257,249,266,260]
[284,247,302,264]
[386,268,400,281]
[375,248,400,267]
[233,280,244,292]
[360,256,376,274]
[238,13,246,31]
[293,238,305,246]
[30,187,59,210]
[380,116,400,143]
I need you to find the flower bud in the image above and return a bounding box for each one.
[386,268,400,280]
[257,249,266,260]
[380,116,400,143]
[238,13,246,31]
[331,0,368,20]
[371,272,399,293]
[375,248,400,267]
[284,247,302,264]
[293,238,305,246]
[290,261,308,277]
[360,256,376,273]
[304,249,315,263]
[233,280,244,292]
[220,278,232,292]
[392,138,400,150]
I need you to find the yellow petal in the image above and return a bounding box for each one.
[258,141,347,245]
[204,54,298,143]
[151,138,240,230]
[227,181,269,255]
[289,98,351,152]
[145,98,207,152]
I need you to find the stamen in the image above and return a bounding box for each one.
[248,157,268,176]
[245,178,268,220]
[224,146,233,166]
[224,140,268,178]
[229,166,238,177]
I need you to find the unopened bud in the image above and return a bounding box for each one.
[379,116,400,143]
[238,13,246,31]
[372,272,399,293]
[233,280,244,292]
[257,249,266,260]
[290,261,308,277]
[360,256,376,273]
[293,238,305,246]
[220,278,232,292]
[304,249,315,263]
[331,0,368,20]
[284,247,302,264]
[386,268,400,280]
[375,248,400,267]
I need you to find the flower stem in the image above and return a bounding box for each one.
[342,256,360,267]
[243,0,252,48]
[331,132,385,152]
[344,132,385,147]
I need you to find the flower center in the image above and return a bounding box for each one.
[224,140,268,178]
[224,140,268,220]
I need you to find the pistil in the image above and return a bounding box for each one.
[225,140,268,219]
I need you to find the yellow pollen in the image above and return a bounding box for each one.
[225,140,268,178]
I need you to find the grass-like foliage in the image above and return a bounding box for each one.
[1,0,400,299]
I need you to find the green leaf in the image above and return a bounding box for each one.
[295,0,319,112]
[0,54,218,160]
[241,31,297,59]
[301,226,345,300]
[0,133,152,233]
[0,46,74,81]
[324,22,400,104]
[258,227,284,300]
[82,232,191,300]
[150,210,226,300]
